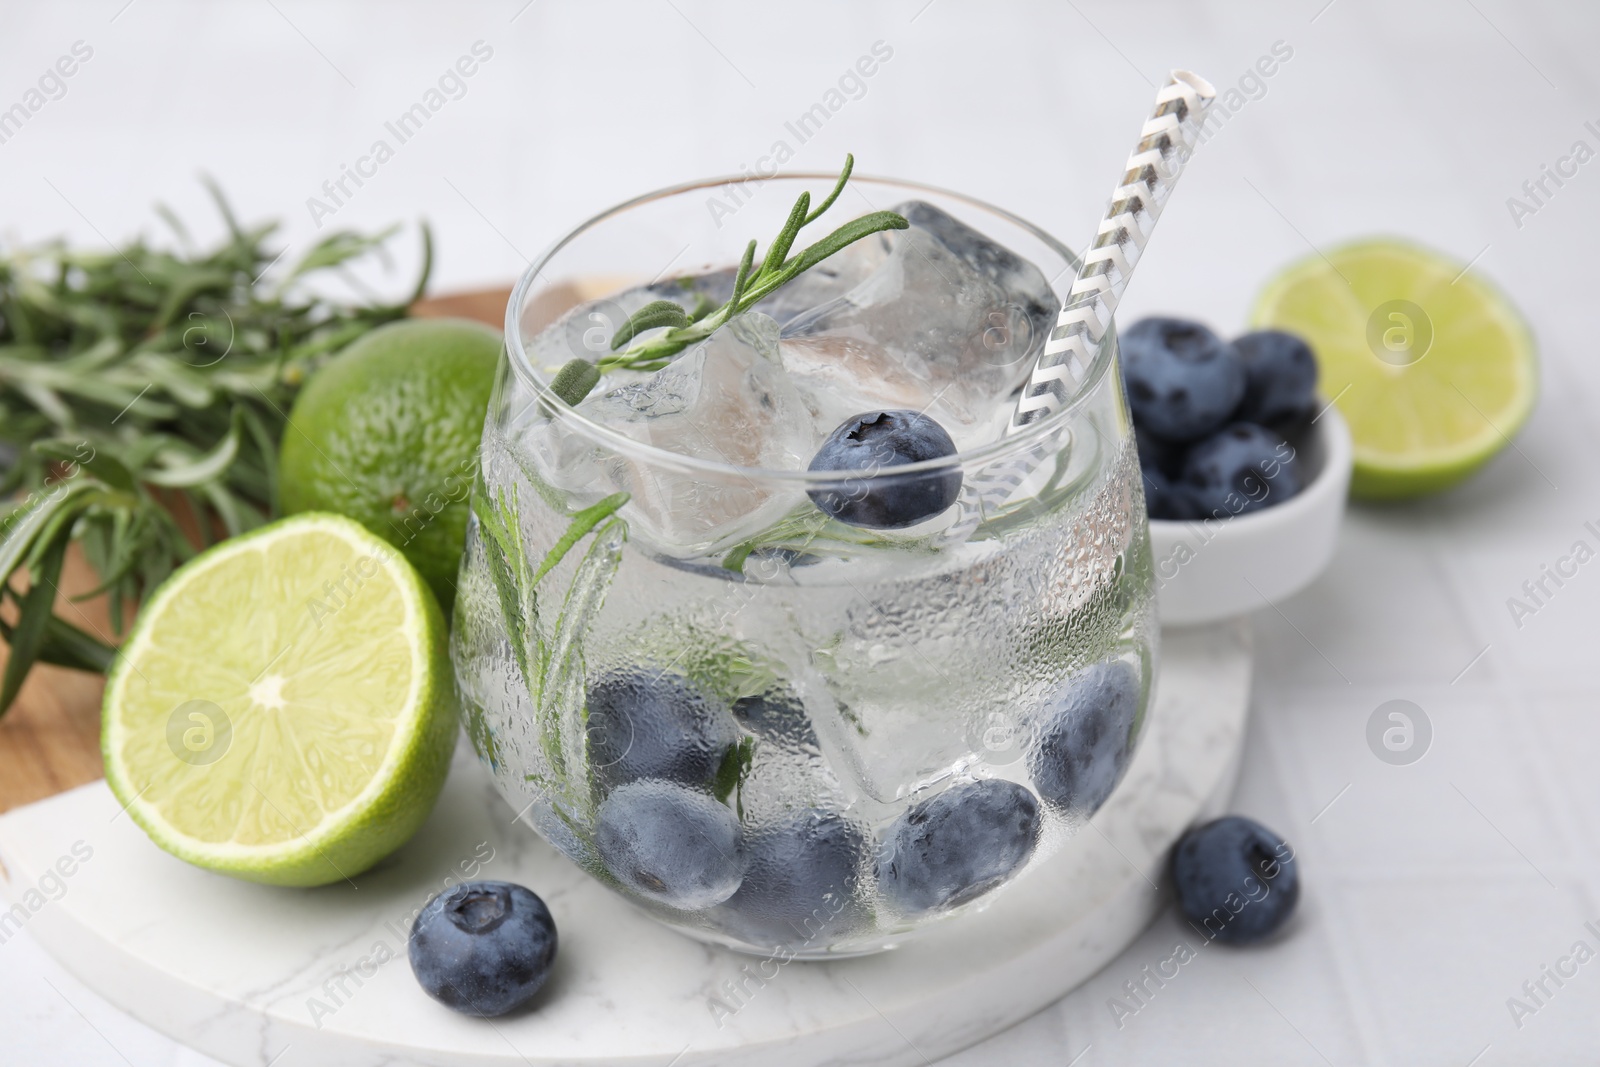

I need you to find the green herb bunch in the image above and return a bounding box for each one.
[0,183,431,714]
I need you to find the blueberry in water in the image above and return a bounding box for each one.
[1171,816,1299,945]
[807,410,962,529]
[586,670,738,792]
[876,778,1041,917]
[1028,660,1141,813]
[732,687,817,747]
[595,779,746,909]
[408,881,557,1017]
[1120,317,1246,443]
[1181,423,1302,517]
[720,809,866,948]
[1233,330,1318,425]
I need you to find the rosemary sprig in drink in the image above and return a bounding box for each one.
[548,155,907,405]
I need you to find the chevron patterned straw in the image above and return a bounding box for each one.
[940,70,1216,544]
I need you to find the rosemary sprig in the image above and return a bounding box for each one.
[0,184,431,715]
[547,155,907,406]
[469,478,630,785]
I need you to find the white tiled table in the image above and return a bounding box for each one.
[4,2,1598,1063]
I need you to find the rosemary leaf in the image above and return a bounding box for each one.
[760,193,811,279]
[550,358,601,407]
[143,410,243,488]
[610,300,693,351]
[31,440,136,493]
[530,492,630,587]
[0,535,68,712]
[727,239,758,311]
[0,585,114,673]
[803,154,854,225]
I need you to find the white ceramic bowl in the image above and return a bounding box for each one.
[1148,407,1353,625]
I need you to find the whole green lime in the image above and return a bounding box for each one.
[279,317,500,614]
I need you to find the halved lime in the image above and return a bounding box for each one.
[102,513,457,887]
[1250,238,1537,498]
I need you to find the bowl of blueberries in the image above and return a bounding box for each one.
[1122,317,1353,626]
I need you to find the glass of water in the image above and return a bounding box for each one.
[451,174,1157,957]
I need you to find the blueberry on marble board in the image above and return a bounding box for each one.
[408,881,557,1017]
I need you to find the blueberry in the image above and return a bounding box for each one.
[719,809,866,948]
[807,410,962,529]
[1171,816,1299,945]
[1136,428,1184,479]
[408,881,557,1017]
[1120,317,1246,442]
[1233,330,1318,425]
[732,688,817,747]
[1180,423,1301,517]
[876,779,1040,917]
[586,671,738,792]
[1135,429,1200,521]
[1028,660,1141,813]
[595,780,746,909]
[1140,466,1202,522]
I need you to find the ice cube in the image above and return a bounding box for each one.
[780,200,1059,442]
[776,333,933,441]
[576,312,814,551]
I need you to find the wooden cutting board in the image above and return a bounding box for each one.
[0,288,512,814]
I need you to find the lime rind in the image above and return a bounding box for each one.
[102,512,457,887]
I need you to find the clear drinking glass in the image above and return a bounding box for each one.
[451,174,1158,958]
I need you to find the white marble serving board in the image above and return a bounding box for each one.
[0,623,1250,1067]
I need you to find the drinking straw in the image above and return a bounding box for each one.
[942,70,1216,543]
[1015,70,1216,428]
